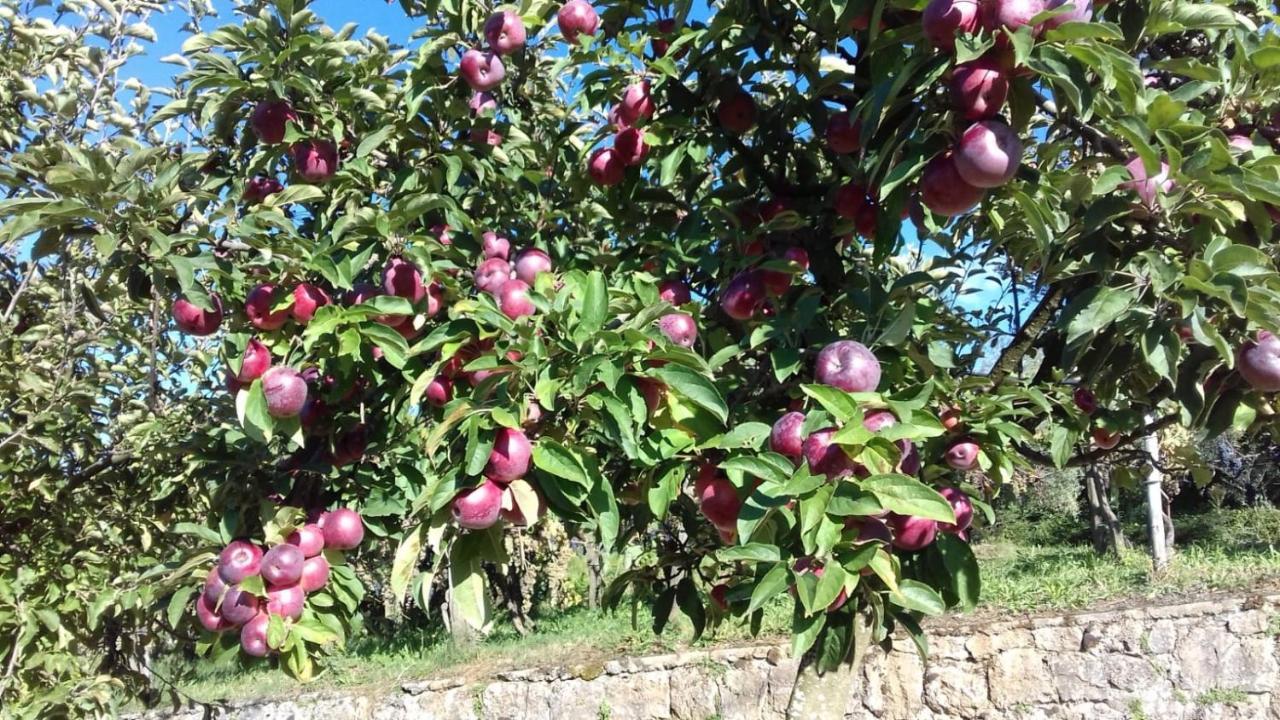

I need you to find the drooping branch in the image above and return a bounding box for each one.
[988,284,1065,384]
[1014,413,1180,469]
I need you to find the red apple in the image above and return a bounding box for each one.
[614,126,649,166]
[319,508,365,550]
[638,377,665,418]
[588,147,625,186]
[658,313,697,348]
[245,284,290,331]
[558,0,600,44]
[383,257,426,304]
[983,0,1048,34]
[710,583,729,611]
[659,279,691,305]
[425,282,445,317]
[260,544,304,587]
[954,120,1022,188]
[475,257,513,295]
[500,479,546,526]
[922,0,981,50]
[920,153,985,216]
[1239,331,1280,392]
[484,10,526,55]
[498,279,536,319]
[485,427,532,484]
[235,338,271,384]
[172,295,223,336]
[469,91,497,115]
[452,479,505,529]
[240,613,271,656]
[425,376,453,407]
[251,100,296,144]
[483,231,511,260]
[460,49,505,91]
[815,340,881,393]
[1074,387,1098,414]
[618,82,654,126]
[889,514,938,551]
[218,540,263,585]
[951,54,1010,121]
[196,593,233,632]
[291,139,338,183]
[243,176,283,203]
[1043,0,1092,29]
[770,411,807,460]
[202,567,228,606]
[720,270,766,320]
[286,524,325,557]
[1092,427,1120,449]
[717,89,756,134]
[938,487,974,533]
[265,583,304,620]
[331,424,368,466]
[852,517,893,545]
[291,283,330,324]
[944,437,980,470]
[826,111,862,154]
[514,249,553,284]
[221,587,260,627]
[299,555,330,592]
[803,427,863,480]
[940,406,963,431]
[652,18,685,57]
[698,476,741,529]
[1121,156,1173,211]
[261,366,307,417]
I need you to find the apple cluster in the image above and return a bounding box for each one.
[451,428,546,531]
[195,508,364,657]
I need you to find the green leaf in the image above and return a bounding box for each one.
[531,439,593,491]
[747,563,789,614]
[1059,286,1135,347]
[360,322,411,368]
[890,579,946,616]
[792,605,827,657]
[578,271,608,340]
[801,384,862,422]
[449,535,491,632]
[168,586,196,630]
[934,534,980,611]
[717,543,783,563]
[390,525,423,607]
[650,364,728,424]
[861,474,955,523]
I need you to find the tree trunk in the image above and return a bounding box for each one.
[785,608,874,719]
[1084,465,1126,556]
[584,541,603,610]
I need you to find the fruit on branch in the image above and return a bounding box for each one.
[319,508,365,550]
[250,99,297,144]
[951,54,1010,120]
[652,18,685,57]
[698,476,742,529]
[299,555,330,592]
[425,282,445,317]
[710,583,729,611]
[618,81,655,126]
[792,557,848,612]
[425,376,453,407]
[483,231,511,260]
[954,120,1022,188]
[1042,0,1092,28]
[558,0,600,43]
[523,399,544,428]
[243,176,283,204]
[236,339,271,383]
[260,544,304,587]
[1121,156,1173,212]
[452,479,505,529]
[331,424,369,467]
[1073,387,1098,414]
[220,586,261,626]
[245,284,290,331]
[826,111,862,154]
[1239,331,1280,392]
[720,270,766,320]
[638,377,666,418]
[889,514,938,551]
[1228,134,1254,152]
[613,127,649,166]
[862,409,920,475]
[920,153,984,216]
[944,437,980,470]
[716,88,757,134]
[852,517,893,545]
[196,594,232,632]
[486,427,532,484]
[300,396,331,434]
[500,479,546,526]
[760,197,791,223]
[922,0,981,50]
[514,249,553,284]
[383,257,426,304]
[659,279,691,305]
[1091,427,1120,449]
[203,567,228,605]
[291,283,330,324]
[460,49,506,91]
[803,427,862,479]
[218,540,263,584]
[291,139,338,183]
[484,10,526,55]
[658,313,698,347]
[498,279,536,319]
[240,613,271,657]
[172,295,223,336]
[815,340,881,393]
[938,487,974,533]
[261,367,308,418]
[475,257,513,295]
[286,524,325,557]
[265,583,304,621]
[469,91,497,115]
[588,147,625,186]
[834,183,879,237]
[940,405,963,431]
[982,0,1048,34]
[770,411,807,460]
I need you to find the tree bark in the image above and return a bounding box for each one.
[785,608,874,719]
[1084,465,1126,556]
[585,541,603,610]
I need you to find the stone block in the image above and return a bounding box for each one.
[989,648,1054,708]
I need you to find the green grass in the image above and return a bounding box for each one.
[1195,688,1249,706]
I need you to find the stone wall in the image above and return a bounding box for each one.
[146,591,1280,720]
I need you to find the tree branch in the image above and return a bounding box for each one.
[1036,91,1127,161]
[1014,413,1180,469]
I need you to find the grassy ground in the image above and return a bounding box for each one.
[160,507,1280,705]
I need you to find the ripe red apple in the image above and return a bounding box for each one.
[475,257,512,295]
[172,295,223,336]
[261,366,307,418]
[291,139,338,183]
[299,555,330,592]
[940,406,963,431]
[383,257,426,304]
[202,567,228,606]
[230,341,270,387]
[815,340,881,393]
[469,91,497,115]
[652,18,685,57]
[826,111,862,154]
[698,476,741,529]
[889,514,938,551]
[425,281,445,318]
[221,587,261,627]
[710,583,729,611]
[286,523,325,557]
[251,99,297,144]
[613,127,649,166]
[260,544,304,586]
[265,583,304,621]
[638,377,666,418]
[498,279,536,319]
[243,176,284,203]
[558,0,600,44]
[770,411,807,460]
[1092,427,1120,449]
[1074,387,1098,414]
[240,613,271,657]
[657,313,697,348]
[1121,156,1173,211]
[983,0,1048,34]
[482,231,511,260]
[922,0,981,50]
[944,437,980,470]
[938,487,974,533]
[452,479,505,529]
[804,427,864,480]
[485,427,532,484]
[218,540,263,584]
[717,89,757,134]
[500,480,547,526]
[319,508,365,550]
[1239,331,1280,391]
[717,525,738,544]
[720,270,766,320]
[514,249,552,284]
[484,10,526,55]
[852,517,893,545]
[291,283,330,324]
[425,376,453,407]
[954,120,1022,188]
[834,183,872,221]
[460,49,505,91]
[196,593,233,632]
[951,54,1009,120]
[588,147,625,186]
[331,424,368,466]
[1043,0,1092,28]
[920,153,985,216]
[659,279,691,305]
[245,284,290,331]
[618,81,654,126]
